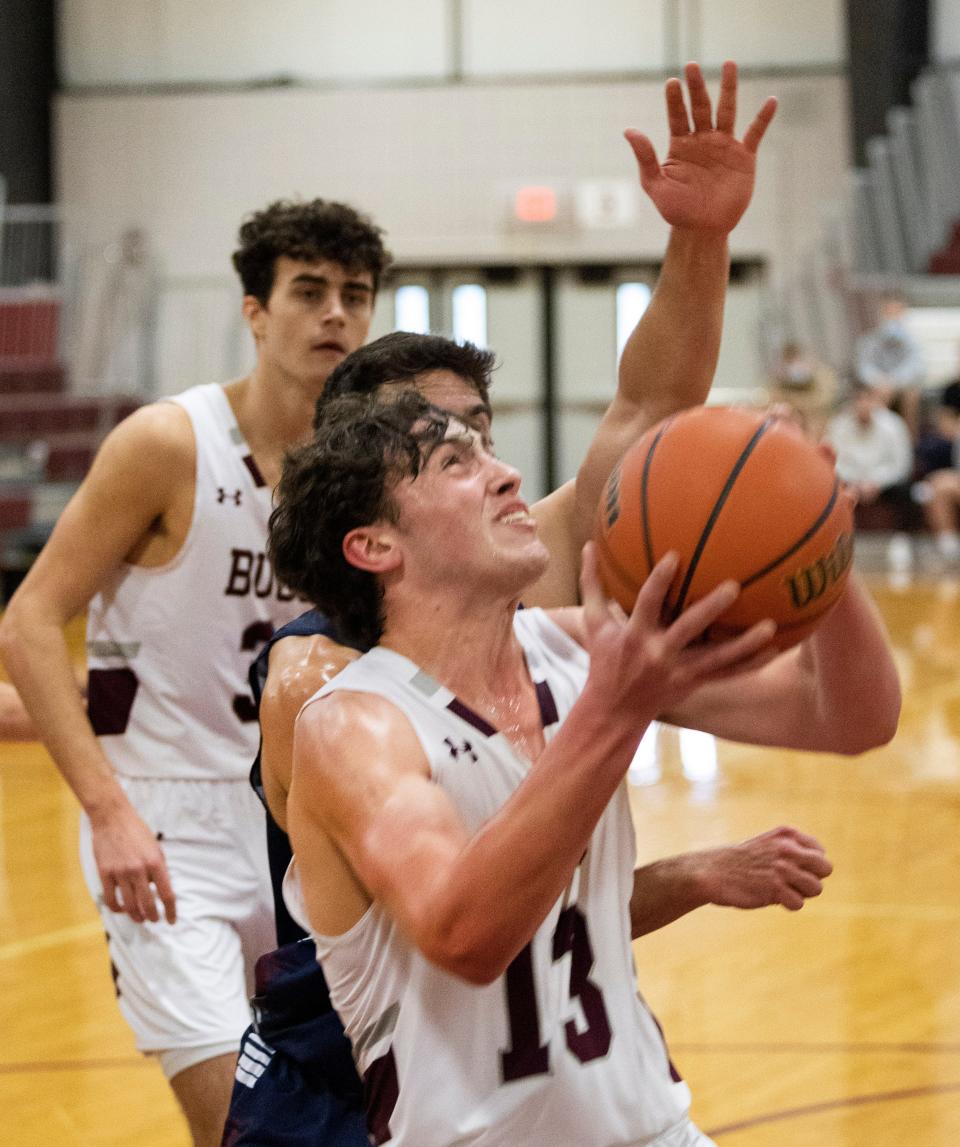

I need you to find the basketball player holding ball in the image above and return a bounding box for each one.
[268,387,899,1146]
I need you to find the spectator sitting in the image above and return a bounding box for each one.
[912,381,960,562]
[824,380,915,536]
[767,340,837,438]
[855,291,926,438]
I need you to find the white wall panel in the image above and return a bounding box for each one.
[691,0,845,69]
[933,0,960,62]
[55,74,849,393]
[59,0,450,86]
[462,0,668,77]
[56,74,847,268]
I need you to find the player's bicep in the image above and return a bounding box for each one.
[289,694,471,933]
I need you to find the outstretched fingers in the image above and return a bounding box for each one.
[715,60,738,134]
[743,96,778,154]
[623,129,661,186]
[684,61,714,133]
[664,75,692,137]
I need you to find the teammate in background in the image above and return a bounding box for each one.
[0,200,391,1146]
[270,389,898,1146]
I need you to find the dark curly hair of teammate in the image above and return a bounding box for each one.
[232,199,391,304]
[269,390,452,649]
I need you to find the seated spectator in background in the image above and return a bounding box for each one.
[916,379,960,477]
[768,340,837,437]
[824,381,914,535]
[913,382,960,562]
[855,291,926,438]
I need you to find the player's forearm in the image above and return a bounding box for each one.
[799,575,900,753]
[629,853,709,938]
[619,229,729,421]
[0,603,127,814]
[411,684,654,983]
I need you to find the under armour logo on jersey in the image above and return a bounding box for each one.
[217,487,243,506]
[444,736,477,762]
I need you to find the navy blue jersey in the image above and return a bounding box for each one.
[249,609,363,945]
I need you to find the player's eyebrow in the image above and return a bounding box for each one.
[289,273,373,294]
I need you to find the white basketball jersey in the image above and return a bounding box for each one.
[285,608,691,1147]
[85,382,307,781]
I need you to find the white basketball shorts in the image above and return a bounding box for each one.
[79,775,275,1056]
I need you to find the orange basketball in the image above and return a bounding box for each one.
[594,406,855,651]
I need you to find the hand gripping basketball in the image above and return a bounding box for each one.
[594,407,855,652]
[579,542,776,721]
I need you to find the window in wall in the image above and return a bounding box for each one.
[395,285,430,333]
[616,282,652,358]
[452,283,488,347]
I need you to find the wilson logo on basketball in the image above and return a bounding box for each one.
[785,533,854,610]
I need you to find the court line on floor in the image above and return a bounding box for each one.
[706,1081,960,1137]
[0,1057,152,1075]
[0,920,103,961]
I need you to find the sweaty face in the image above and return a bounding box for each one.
[384,370,494,449]
[389,406,549,599]
[251,257,375,396]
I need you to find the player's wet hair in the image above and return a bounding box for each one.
[232,199,391,304]
[318,332,495,424]
[270,390,455,649]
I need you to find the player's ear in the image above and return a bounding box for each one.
[343,524,401,573]
[242,295,267,340]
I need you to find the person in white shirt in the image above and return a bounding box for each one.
[825,380,914,518]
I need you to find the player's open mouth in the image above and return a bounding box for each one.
[313,341,346,353]
[497,508,535,528]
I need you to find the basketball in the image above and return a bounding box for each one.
[594,406,855,651]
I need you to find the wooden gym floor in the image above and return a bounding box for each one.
[2,555,959,1145]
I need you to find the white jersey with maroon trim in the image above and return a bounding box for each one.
[285,607,691,1147]
[85,382,306,782]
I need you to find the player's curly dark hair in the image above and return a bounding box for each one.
[232,199,391,303]
[269,390,452,649]
[318,331,495,421]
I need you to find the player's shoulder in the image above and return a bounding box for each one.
[295,686,417,776]
[264,631,360,718]
[94,396,196,478]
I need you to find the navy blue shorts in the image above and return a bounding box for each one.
[222,1024,368,1146]
[221,939,368,1146]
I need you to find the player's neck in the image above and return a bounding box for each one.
[223,368,317,487]
[381,596,531,704]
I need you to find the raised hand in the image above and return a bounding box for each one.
[625,60,777,234]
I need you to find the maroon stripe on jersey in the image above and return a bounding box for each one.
[535,680,559,726]
[447,697,497,737]
[242,453,268,488]
[87,668,139,735]
[363,1048,399,1145]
